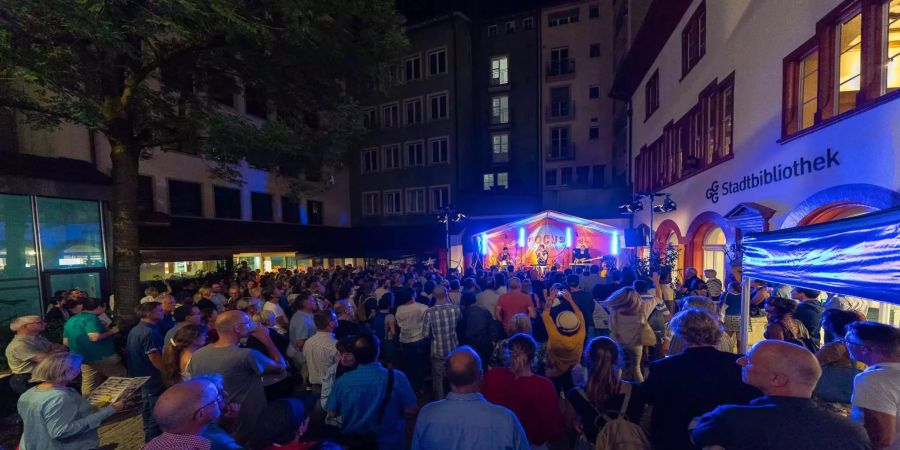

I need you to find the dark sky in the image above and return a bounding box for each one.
[396,0,551,22]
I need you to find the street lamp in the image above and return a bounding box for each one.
[436,205,466,274]
[619,192,677,247]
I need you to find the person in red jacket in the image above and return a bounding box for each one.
[482,333,565,448]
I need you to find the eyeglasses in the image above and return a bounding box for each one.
[193,394,223,420]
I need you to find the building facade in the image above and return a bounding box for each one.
[618,0,900,313]
[540,0,629,218]
[351,13,473,227]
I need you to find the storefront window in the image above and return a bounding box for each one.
[0,194,41,324]
[36,197,105,270]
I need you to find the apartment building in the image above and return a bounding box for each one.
[615,0,900,313]
[540,1,630,218]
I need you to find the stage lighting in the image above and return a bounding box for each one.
[653,195,677,213]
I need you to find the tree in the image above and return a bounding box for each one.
[0,0,407,321]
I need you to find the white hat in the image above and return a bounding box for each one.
[555,311,580,334]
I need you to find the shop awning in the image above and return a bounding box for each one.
[742,206,900,304]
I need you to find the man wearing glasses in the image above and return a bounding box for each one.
[845,321,900,449]
[143,378,222,450]
[5,315,66,394]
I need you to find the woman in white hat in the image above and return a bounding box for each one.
[541,286,586,394]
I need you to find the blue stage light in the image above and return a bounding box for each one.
[565,227,572,248]
[518,227,525,247]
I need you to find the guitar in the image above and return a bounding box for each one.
[572,256,602,264]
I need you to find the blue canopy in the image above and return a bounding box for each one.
[742,206,900,304]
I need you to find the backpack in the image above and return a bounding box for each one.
[594,383,652,450]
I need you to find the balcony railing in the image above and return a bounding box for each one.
[546,58,576,78]
[547,101,575,122]
[546,142,575,161]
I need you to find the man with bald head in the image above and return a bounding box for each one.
[187,310,286,445]
[692,340,871,449]
[412,346,528,450]
[143,379,219,450]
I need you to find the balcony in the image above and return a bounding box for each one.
[546,58,575,80]
[546,101,575,122]
[546,142,575,161]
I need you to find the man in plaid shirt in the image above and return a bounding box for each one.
[424,285,462,399]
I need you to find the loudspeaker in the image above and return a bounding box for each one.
[623,227,645,247]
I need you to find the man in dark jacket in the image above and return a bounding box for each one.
[642,309,761,450]
[457,292,496,370]
[792,288,825,343]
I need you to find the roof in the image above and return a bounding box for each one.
[481,210,619,237]
[609,0,693,100]
[140,217,445,259]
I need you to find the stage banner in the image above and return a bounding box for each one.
[484,217,612,268]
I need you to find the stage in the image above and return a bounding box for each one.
[475,211,621,270]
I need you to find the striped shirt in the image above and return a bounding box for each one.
[423,303,461,358]
[302,331,338,385]
[143,432,211,450]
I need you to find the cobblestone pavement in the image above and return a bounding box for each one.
[0,407,143,450]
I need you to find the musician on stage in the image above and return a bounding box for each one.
[498,246,512,267]
[535,244,550,274]
[572,243,591,263]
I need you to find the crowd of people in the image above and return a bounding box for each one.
[4,261,899,449]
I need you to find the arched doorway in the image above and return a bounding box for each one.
[701,227,726,281]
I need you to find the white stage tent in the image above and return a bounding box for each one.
[737,206,900,352]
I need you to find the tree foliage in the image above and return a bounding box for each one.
[0,0,408,317]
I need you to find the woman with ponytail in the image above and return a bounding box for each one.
[161,324,207,386]
[566,337,647,448]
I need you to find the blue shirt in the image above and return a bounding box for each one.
[412,392,529,450]
[17,386,116,450]
[126,321,164,388]
[325,363,416,450]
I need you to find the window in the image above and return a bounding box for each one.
[589,125,599,140]
[836,13,862,114]
[406,141,425,167]
[35,197,104,270]
[427,48,447,76]
[549,126,571,159]
[545,169,557,186]
[406,188,426,214]
[214,186,242,219]
[488,25,498,37]
[483,174,494,190]
[645,69,660,119]
[429,137,449,164]
[382,103,399,128]
[168,180,202,217]
[589,5,600,18]
[497,173,508,189]
[491,56,509,86]
[591,165,605,187]
[590,44,600,58]
[244,83,267,118]
[491,95,510,124]
[483,173,509,190]
[430,185,450,212]
[492,133,510,163]
[560,167,573,185]
[282,197,300,223]
[506,21,516,33]
[575,166,590,185]
[137,176,154,214]
[589,85,600,99]
[383,144,402,170]
[887,0,900,93]
[361,148,379,173]
[362,192,380,216]
[383,190,403,216]
[403,55,421,81]
[251,192,273,221]
[307,200,323,225]
[362,108,377,129]
[681,2,706,77]
[428,92,448,120]
[795,50,819,131]
[523,17,534,30]
[549,47,573,76]
[548,8,579,27]
[403,98,423,125]
[549,87,571,117]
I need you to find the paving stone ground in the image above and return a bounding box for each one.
[0,407,143,450]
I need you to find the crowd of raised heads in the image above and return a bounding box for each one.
[5,261,899,449]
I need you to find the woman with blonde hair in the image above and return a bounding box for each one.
[492,313,535,367]
[17,352,126,449]
[161,324,207,386]
[602,287,656,382]
[566,337,647,449]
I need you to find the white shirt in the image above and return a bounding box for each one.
[851,362,900,449]
[302,331,338,385]
[396,302,429,343]
[476,290,501,320]
[825,294,871,317]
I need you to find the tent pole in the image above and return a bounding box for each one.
[740,276,751,354]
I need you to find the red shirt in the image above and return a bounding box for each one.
[481,368,565,445]
[495,291,533,330]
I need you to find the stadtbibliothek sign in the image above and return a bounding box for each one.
[705,148,840,204]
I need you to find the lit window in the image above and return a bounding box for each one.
[492,133,510,163]
[491,95,510,124]
[497,172,508,189]
[799,50,818,130]
[483,174,494,190]
[491,56,509,85]
[836,13,862,114]
[884,0,900,93]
